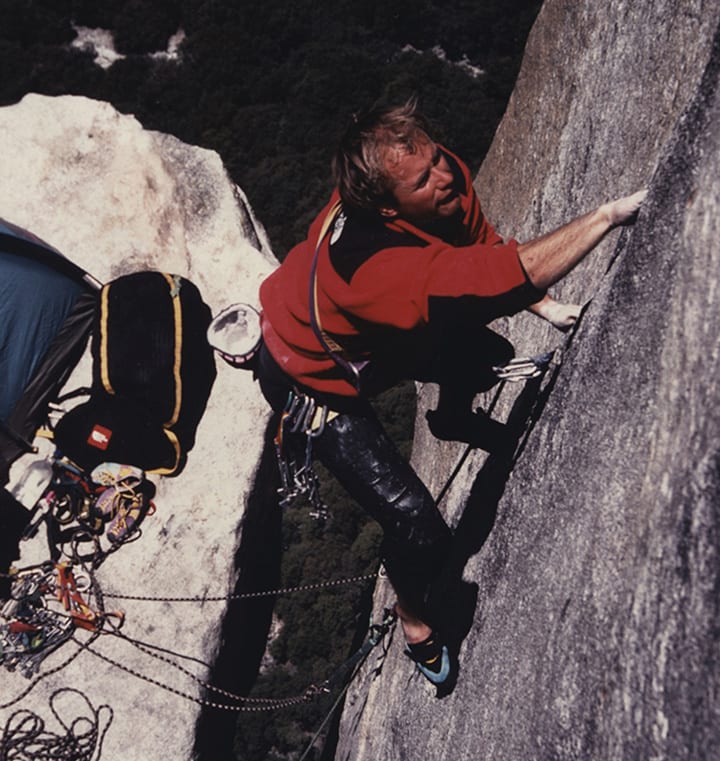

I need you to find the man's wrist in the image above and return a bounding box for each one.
[603,190,648,227]
[598,202,616,229]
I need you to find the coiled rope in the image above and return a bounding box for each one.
[0,688,112,761]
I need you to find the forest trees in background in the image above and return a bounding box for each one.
[0,0,541,256]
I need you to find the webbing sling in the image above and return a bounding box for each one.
[308,201,364,392]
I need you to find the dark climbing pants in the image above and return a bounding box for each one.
[256,344,452,620]
[313,412,452,617]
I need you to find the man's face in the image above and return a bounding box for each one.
[380,138,462,224]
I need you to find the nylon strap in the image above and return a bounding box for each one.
[160,273,183,429]
[308,201,362,391]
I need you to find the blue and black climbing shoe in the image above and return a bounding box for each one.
[405,632,451,685]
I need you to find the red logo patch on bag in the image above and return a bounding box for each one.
[87,424,112,450]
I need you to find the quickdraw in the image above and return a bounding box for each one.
[492,351,555,381]
[296,608,397,761]
[273,390,332,521]
[0,562,122,678]
[313,606,397,693]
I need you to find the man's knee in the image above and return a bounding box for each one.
[384,480,451,552]
[380,507,452,619]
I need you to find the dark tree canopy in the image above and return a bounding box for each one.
[0,0,541,257]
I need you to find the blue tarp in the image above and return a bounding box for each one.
[0,221,89,422]
[0,252,85,422]
[0,219,98,485]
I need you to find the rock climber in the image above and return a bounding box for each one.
[255,98,646,689]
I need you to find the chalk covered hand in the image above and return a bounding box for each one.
[532,297,581,331]
[604,189,648,227]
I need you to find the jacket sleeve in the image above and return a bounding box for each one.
[335,238,545,330]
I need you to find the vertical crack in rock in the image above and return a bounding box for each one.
[193,418,282,761]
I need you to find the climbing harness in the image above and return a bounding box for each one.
[21,457,156,567]
[22,459,101,543]
[273,389,334,520]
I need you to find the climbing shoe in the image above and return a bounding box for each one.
[405,632,451,686]
[105,489,151,543]
[90,462,144,490]
[91,464,155,543]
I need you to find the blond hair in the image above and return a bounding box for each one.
[332,98,431,213]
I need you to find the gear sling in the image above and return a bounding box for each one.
[272,201,349,517]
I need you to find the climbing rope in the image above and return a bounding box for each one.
[102,571,380,602]
[80,639,317,712]
[1,558,391,717]
[75,608,397,714]
[0,688,112,761]
[91,621,312,710]
[0,634,98,712]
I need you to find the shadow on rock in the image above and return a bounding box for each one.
[426,363,560,696]
[0,488,29,599]
[193,415,283,761]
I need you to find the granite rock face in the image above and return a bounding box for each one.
[337,3,720,760]
[0,94,276,760]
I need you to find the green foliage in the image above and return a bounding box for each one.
[0,0,75,46]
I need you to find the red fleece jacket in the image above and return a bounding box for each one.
[260,147,542,397]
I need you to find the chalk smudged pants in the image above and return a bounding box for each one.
[256,345,452,620]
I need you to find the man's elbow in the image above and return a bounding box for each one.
[517,243,552,290]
